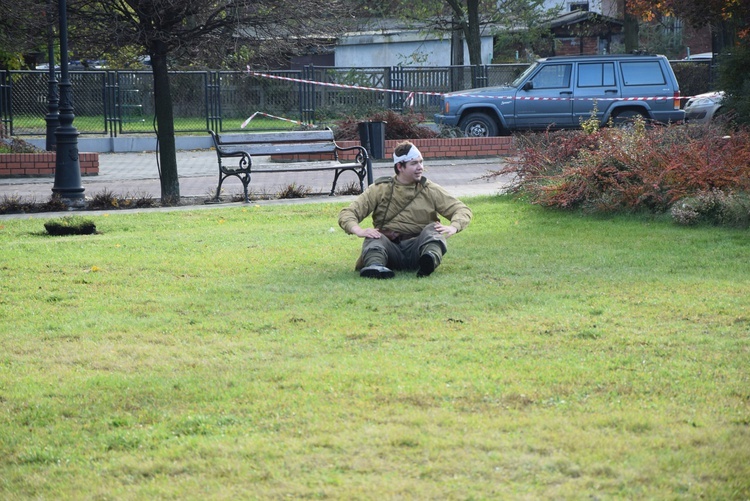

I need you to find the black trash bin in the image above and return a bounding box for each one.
[358,121,386,160]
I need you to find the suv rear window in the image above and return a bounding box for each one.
[620,61,666,86]
[578,63,616,87]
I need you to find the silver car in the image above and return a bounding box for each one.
[684,91,724,124]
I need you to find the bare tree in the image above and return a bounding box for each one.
[372,0,553,67]
[454,0,557,66]
[0,0,50,69]
[67,0,349,203]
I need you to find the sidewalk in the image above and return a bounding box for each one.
[0,149,510,209]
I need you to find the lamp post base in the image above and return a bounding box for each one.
[52,126,85,201]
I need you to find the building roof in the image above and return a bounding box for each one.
[544,10,623,29]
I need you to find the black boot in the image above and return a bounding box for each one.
[360,264,395,279]
[416,251,438,277]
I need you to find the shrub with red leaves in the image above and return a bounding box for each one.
[494,124,750,215]
[332,110,438,141]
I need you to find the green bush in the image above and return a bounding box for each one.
[44,216,97,236]
[671,190,750,227]
[671,61,713,98]
[719,44,750,126]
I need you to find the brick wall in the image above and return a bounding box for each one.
[271,136,515,162]
[555,37,600,56]
[0,152,99,177]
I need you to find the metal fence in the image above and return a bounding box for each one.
[0,64,529,137]
[0,61,712,138]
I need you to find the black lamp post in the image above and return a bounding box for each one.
[52,0,84,201]
[45,0,59,151]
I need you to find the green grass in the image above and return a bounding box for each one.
[10,115,300,135]
[0,197,748,499]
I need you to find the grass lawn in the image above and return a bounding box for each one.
[9,115,299,136]
[0,197,748,499]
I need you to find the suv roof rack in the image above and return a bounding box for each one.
[544,53,660,61]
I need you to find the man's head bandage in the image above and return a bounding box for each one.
[393,145,423,164]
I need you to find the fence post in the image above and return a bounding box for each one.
[450,65,464,92]
[471,65,488,88]
[388,66,405,111]
[103,71,117,137]
[0,70,12,136]
[299,65,315,126]
[206,71,221,133]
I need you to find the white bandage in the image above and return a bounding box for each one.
[393,145,423,164]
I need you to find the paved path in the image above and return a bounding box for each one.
[0,150,511,213]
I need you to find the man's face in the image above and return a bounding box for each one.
[399,157,424,183]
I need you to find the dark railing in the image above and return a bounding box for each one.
[0,61,712,138]
[0,70,11,136]
[0,64,530,137]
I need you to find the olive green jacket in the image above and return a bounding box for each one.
[338,176,472,236]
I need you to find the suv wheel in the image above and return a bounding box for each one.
[611,109,648,127]
[459,112,499,137]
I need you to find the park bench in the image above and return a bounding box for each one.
[208,129,372,202]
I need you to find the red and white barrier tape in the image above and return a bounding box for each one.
[241,111,318,129]
[247,68,441,98]
[246,67,693,103]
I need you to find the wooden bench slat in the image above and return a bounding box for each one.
[216,146,250,156]
[243,143,336,156]
[217,130,335,145]
[253,162,363,173]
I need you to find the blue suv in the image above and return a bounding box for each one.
[435,54,685,136]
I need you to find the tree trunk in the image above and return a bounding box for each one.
[451,14,465,91]
[446,0,482,66]
[464,0,482,66]
[623,0,639,53]
[150,47,180,204]
[451,15,464,66]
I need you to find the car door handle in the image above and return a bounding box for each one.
[559,91,573,95]
[605,89,618,94]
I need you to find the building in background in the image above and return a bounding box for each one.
[541,0,620,17]
[544,10,624,55]
[334,27,494,68]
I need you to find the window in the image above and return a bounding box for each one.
[569,2,589,11]
[532,64,572,89]
[578,63,615,87]
[621,62,666,86]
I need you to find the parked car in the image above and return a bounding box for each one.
[35,60,102,70]
[682,52,714,61]
[435,54,685,136]
[684,91,725,124]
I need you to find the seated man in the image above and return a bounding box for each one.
[338,141,472,279]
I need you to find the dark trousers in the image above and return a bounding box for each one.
[358,223,447,271]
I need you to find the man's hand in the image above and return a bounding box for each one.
[354,227,382,239]
[434,222,457,237]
